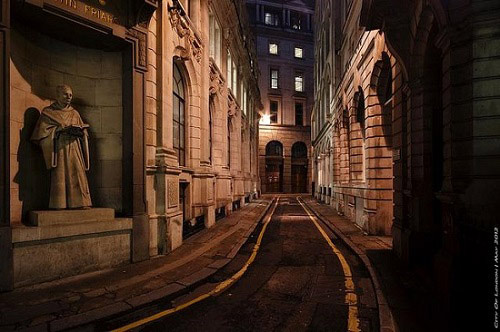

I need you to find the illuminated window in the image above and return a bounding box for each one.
[294,47,303,59]
[295,73,304,92]
[269,43,278,55]
[270,69,279,89]
[265,12,279,26]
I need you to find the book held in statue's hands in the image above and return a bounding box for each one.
[63,124,90,137]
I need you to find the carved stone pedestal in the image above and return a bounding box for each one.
[12,209,132,287]
[29,208,115,226]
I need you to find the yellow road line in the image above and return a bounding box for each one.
[297,197,361,332]
[112,197,280,332]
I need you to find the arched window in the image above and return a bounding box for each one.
[209,96,214,164]
[356,87,365,131]
[342,108,349,129]
[292,142,308,158]
[227,118,231,167]
[377,52,393,105]
[173,62,186,166]
[266,141,283,156]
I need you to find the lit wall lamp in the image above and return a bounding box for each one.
[260,114,271,125]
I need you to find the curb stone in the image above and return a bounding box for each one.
[300,197,397,332]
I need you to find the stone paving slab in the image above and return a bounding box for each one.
[125,283,185,308]
[0,198,273,331]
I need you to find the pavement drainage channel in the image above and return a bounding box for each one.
[93,200,277,332]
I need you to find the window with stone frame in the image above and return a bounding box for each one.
[266,141,283,156]
[232,59,238,93]
[270,100,279,123]
[295,102,304,126]
[264,9,280,26]
[290,11,303,30]
[269,42,279,55]
[294,46,303,59]
[243,84,248,115]
[227,49,232,91]
[295,73,304,92]
[227,118,231,167]
[209,13,222,68]
[356,87,365,134]
[270,68,279,89]
[173,62,186,166]
[343,108,350,129]
[209,96,214,164]
[377,52,393,105]
[292,142,308,158]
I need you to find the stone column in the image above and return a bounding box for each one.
[159,4,183,254]
[128,41,149,263]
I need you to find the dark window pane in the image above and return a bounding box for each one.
[295,103,303,126]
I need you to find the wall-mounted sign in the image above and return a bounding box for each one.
[46,0,124,26]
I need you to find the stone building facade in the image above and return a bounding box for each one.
[0,0,261,290]
[246,0,314,194]
[312,0,395,235]
[312,0,500,328]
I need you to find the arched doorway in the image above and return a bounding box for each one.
[265,141,283,193]
[291,142,308,193]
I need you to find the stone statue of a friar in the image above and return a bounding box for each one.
[31,85,92,209]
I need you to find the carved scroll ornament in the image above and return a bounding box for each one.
[209,59,225,96]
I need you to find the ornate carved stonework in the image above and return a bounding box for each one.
[209,59,225,96]
[190,34,202,62]
[126,28,148,69]
[169,8,189,38]
[168,179,179,208]
[168,6,203,63]
[228,97,238,119]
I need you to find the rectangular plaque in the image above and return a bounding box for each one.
[168,179,179,208]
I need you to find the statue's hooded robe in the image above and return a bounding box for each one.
[31,104,92,209]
